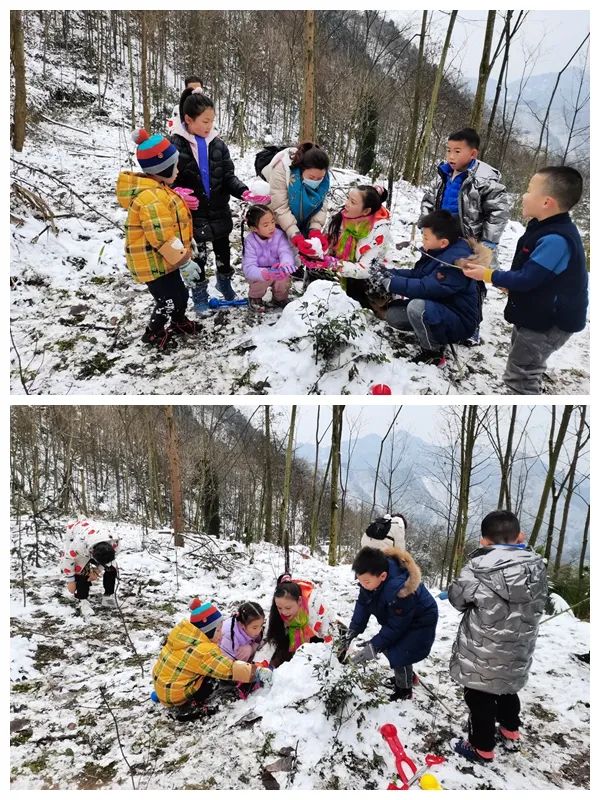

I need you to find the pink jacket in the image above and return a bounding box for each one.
[242,228,295,282]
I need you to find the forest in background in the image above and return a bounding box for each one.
[9,9,590,214]
[10,404,589,618]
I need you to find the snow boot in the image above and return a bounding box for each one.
[389,686,413,701]
[497,726,521,752]
[191,281,211,313]
[101,595,117,609]
[170,699,219,722]
[454,739,494,765]
[272,297,291,309]
[215,273,237,301]
[170,316,200,336]
[141,327,177,352]
[78,599,95,618]
[410,348,447,368]
[248,298,266,313]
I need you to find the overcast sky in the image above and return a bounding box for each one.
[389,9,589,82]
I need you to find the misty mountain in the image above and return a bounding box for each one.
[297,429,588,563]
[468,68,589,155]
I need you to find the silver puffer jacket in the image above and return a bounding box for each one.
[448,545,547,695]
[419,160,510,245]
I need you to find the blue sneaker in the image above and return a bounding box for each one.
[461,327,481,347]
[191,281,211,314]
[215,273,237,301]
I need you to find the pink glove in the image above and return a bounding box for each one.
[260,264,294,281]
[242,189,272,205]
[308,230,329,249]
[322,255,340,270]
[291,233,317,257]
[173,187,199,211]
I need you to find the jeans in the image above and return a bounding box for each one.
[190,238,233,283]
[504,325,572,394]
[386,299,441,350]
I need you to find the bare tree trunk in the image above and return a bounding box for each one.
[412,10,457,185]
[529,406,573,548]
[497,405,517,509]
[10,10,27,152]
[449,406,478,581]
[278,406,297,573]
[328,406,344,566]
[533,34,589,167]
[301,11,316,141]
[553,406,588,573]
[470,11,496,132]
[164,406,185,547]
[370,408,402,516]
[263,406,273,543]
[139,11,151,131]
[402,11,427,183]
[577,504,589,597]
[126,11,136,129]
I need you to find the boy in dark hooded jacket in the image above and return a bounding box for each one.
[448,511,547,764]
[345,546,438,700]
[368,210,478,367]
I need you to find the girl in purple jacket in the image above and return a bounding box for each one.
[243,205,296,312]
[220,602,265,662]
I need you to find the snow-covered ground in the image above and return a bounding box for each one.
[10,520,590,790]
[10,23,589,395]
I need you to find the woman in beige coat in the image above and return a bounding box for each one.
[261,142,331,262]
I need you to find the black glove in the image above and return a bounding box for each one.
[348,640,378,665]
[367,264,392,296]
[336,628,359,664]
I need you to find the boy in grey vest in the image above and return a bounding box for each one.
[448,511,547,763]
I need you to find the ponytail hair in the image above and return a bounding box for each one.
[266,579,302,664]
[245,204,274,229]
[291,142,329,172]
[231,601,265,650]
[179,88,214,124]
[327,184,388,250]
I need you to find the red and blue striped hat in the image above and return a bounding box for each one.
[189,597,223,633]
[132,128,179,177]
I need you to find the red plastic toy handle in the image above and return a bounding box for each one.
[380,724,417,787]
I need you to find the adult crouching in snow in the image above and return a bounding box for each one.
[266,574,332,667]
[261,143,331,272]
[171,88,248,311]
[344,546,438,701]
[60,519,120,618]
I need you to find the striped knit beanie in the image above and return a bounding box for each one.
[132,129,179,177]
[189,597,222,634]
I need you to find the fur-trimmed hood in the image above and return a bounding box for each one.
[383,547,422,598]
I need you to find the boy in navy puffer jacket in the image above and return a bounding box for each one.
[461,166,588,394]
[368,210,478,366]
[345,546,438,701]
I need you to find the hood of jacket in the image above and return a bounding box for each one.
[468,545,544,604]
[382,547,422,598]
[262,147,294,183]
[439,158,501,184]
[166,619,215,652]
[170,115,219,148]
[116,171,167,209]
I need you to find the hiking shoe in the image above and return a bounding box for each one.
[215,274,237,301]
[411,348,446,368]
[141,327,177,351]
[460,327,481,347]
[454,739,494,764]
[170,316,199,335]
[101,595,117,609]
[497,726,521,752]
[78,599,95,618]
[248,298,266,313]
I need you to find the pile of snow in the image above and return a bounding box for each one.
[10,519,590,790]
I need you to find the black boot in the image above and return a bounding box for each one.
[389,686,413,701]
[141,327,177,351]
[410,348,446,367]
